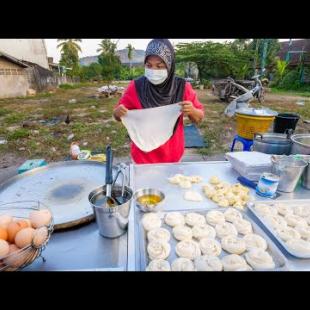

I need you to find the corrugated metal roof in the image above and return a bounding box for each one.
[0,50,29,68]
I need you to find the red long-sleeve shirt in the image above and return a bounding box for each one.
[115,81,204,164]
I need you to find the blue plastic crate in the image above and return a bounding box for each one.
[18,159,47,174]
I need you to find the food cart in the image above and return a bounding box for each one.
[1,159,310,271]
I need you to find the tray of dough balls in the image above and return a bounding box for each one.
[138,207,288,271]
[248,200,310,259]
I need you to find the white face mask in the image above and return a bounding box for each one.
[145,68,168,85]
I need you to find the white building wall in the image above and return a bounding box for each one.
[0,39,49,69]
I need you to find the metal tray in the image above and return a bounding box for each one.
[137,207,288,271]
[0,161,120,230]
[248,200,310,259]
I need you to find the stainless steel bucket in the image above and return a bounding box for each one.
[88,185,133,238]
[271,156,308,192]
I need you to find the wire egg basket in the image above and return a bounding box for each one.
[0,200,54,271]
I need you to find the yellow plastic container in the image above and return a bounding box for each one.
[236,113,275,140]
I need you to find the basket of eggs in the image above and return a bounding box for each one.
[0,200,54,271]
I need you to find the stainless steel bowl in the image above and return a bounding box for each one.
[133,188,165,212]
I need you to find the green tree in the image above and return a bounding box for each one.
[275,58,289,81]
[176,41,254,80]
[97,39,121,85]
[126,43,135,78]
[57,39,82,77]
[80,63,102,81]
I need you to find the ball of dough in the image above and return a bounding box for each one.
[293,205,310,218]
[172,225,193,241]
[275,203,293,216]
[199,237,222,256]
[284,214,308,228]
[215,222,238,239]
[183,190,203,202]
[147,228,171,243]
[233,218,253,235]
[168,174,184,184]
[224,208,243,223]
[142,213,162,231]
[295,224,310,240]
[245,248,275,270]
[179,179,192,189]
[221,254,248,271]
[275,226,301,242]
[146,259,171,271]
[218,199,230,208]
[255,204,277,216]
[171,258,195,271]
[192,224,216,240]
[164,212,185,227]
[175,240,201,260]
[194,255,223,271]
[206,210,225,226]
[185,212,206,227]
[285,238,310,255]
[225,192,238,205]
[209,176,221,185]
[264,214,288,230]
[243,233,267,251]
[147,240,171,260]
[235,264,253,271]
[221,235,246,254]
[306,215,310,226]
[189,175,203,183]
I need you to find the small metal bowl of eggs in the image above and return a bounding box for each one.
[133,188,165,212]
[0,201,54,271]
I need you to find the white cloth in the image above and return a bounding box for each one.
[121,103,182,152]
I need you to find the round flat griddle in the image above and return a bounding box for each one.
[0,161,119,230]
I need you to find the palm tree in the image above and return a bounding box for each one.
[57,39,82,54]
[57,39,82,77]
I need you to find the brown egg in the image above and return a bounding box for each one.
[3,244,29,268]
[33,227,49,248]
[13,218,31,228]
[29,209,52,228]
[0,215,13,229]
[14,228,35,249]
[7,222,23,243]
[16,220,30,229]
[0,239,9,258]
[0,227,8,241]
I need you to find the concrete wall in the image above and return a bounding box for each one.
[0,57,29,98]
[0,39,49,69]
[0,75,29,98]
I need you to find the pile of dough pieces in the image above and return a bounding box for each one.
[203,176,251,210]
[168,174,204,202]
[142,208,275,271]
[168,174,251,208]
[254,202,310,256]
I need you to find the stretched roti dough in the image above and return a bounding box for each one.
[121,103,182,152]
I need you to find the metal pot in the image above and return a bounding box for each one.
[271,156,308,192]
[88,184,133,238]
[302,163,310,190]
[291,134,310,155]
[253,132,292,155]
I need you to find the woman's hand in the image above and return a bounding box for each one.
[179,101,204,124]
[179,101,195,117]
[113,104,128,121]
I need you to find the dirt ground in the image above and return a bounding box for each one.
[0,82,309,174]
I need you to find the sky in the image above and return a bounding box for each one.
[45,39,233,62]
[46,39,292,63]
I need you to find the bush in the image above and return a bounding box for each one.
[277,69,301,89]
[59,83,75,89]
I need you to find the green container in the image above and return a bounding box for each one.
[18,159,47,174]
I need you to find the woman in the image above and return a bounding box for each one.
[114,39,204,164]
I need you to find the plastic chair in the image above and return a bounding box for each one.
[230,135,253,152]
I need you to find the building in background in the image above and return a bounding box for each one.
[0,39,49,69]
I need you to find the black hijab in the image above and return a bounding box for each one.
[134,39,186,109]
